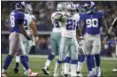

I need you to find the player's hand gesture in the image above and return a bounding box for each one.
[35,36,39,45]
[77,36,84,42]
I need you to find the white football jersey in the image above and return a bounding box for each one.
[51,11,65,32]
[61,13,80,38]
[24,13,36,36]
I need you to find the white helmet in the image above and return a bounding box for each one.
[56,2,64,11]
[64,2,76,11]
[25,4,33,14]
[64,2,72,11]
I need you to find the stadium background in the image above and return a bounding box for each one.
[1,1,117,56]
[1,1,117,77]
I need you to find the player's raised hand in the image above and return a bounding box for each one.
[35,36,39,45]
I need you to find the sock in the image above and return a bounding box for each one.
[64,57,71,74]
[95,54,100,67]
[44,54,55,69]
[95,54,101,75]
[77,55,85,72]
[54,59,62,74]
[22,56,29,71]
[96,67,101,75]
[15,56,20,69]
[78,55,85,62]
[20,56,29,70]
[25,56,29,62]
[3,55,13,70]
[61,63,64,75]
[86,55,95,71]
[2,69,6,73]
[77,62,84,72]
[70,60,77,76]
[16,56,20,63]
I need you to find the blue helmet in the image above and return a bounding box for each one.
[83,1,96,13]
[15,1,26,11]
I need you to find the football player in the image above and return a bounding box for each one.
[108,17,117,72]
[75,4,86,77]
[76,38,85,77]
[80,2,108,77]
[2,2,39,77]
[42,2,64,75]
[14,3,39,75]
[55,2,80,77]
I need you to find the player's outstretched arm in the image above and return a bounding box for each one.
[30,20,38,37]
[108,18,117,34]
[30,19,39,44]
[101,16,108,35]
[101,16,112,40]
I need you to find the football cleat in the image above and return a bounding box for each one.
[112,68,117,72]
[1,72,7,77]
[77,71,83,77]
[14,67,19,73]
[64,74,69,77]
[24,68,39,77]
[87,74,97,77]
[14,62,19,73]
[87,71,97,77]
[28,72,39,77]
[42,67,50,75]
[97,71,103,77]
[53,72,59,77]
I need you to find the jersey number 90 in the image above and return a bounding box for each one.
[86,18,98,28]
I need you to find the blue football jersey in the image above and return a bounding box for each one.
[80,11,103,35]
[10,10,24,33]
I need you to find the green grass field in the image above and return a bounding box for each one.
[2,54,117,77]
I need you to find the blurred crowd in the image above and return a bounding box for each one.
[1,1,117,31]
[1,1,117,56]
